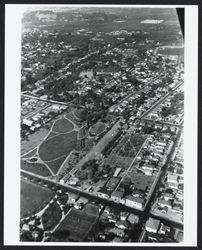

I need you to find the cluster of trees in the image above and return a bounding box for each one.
[78,159,113,183]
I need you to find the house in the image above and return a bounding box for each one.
[164,192,174,201]
[145,218,161,233]
[158,199,172,209]
[159,224,171,235]
[98,189,111,199]
[22,118,33,127]
[69,193,79,203]
[167,174,178,184]
[132,190,144,198]
[115,220,130,229]
[60,174,70,184]
[125,195,145,210]
[127,214,139,224]
[109,228,125,237]
[22,224,30,231]
[120,211,129,221]
[113,168,122,177]
[104,206,111,214]
[111,190,124,203]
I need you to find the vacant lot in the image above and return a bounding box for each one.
[52,118,74,133]
[21,159,51,177]
[39,131,78,162]
[51,208,98,242]
[124,172,155,192]
[89,122,107,136]
[20,179,53,218]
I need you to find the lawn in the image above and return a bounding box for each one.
[21,159,52,177]
[20,179,53,218]
[21,148,37,159]
[52,118,74,133]
[51,208,98,242]
[46,131,59,140]
[39,131,78,162]
[45,155,67,175]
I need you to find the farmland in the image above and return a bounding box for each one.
[39,131,78,162]
[20,179,53,218]
[51,207,99,242]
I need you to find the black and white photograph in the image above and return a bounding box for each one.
[4,3,198,246]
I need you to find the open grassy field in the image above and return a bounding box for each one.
[89,122,107,136]
[45,155,67,174]
[124,172,155,192]
[20,179,53,218]
[52,118,74,133]
[39,131,78,161]
[21,127,50,155]
[21,147,37,159]
[65,112,81,127]
[51,208,98,242]
[21,159,52,177]
[42,201,62,231]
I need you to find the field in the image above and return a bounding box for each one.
[20,179,53,218]
[45,155,67,174]
[89,122,107,136]
[52,118,74,133]
[39,131,78,162]
[42,201,62,230]
[51,207,98,242]
[21,159,52,177]
[21,127,50,155]
[123,170,155,192]
[65,112,81,127]
[21,147,37,159]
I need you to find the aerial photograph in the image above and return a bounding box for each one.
[20,6,184,243]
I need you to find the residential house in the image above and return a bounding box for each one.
[125,195,145,210]
[145,217,161,233]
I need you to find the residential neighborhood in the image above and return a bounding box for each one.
[20,6,184,243]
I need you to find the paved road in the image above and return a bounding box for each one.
[21,168,183,229]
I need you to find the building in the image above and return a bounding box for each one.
[111,190,124,203]
[125,195,145,210]
[115,220,130,230]
[159,224,171,235]
[120,211,129,221]
[145,218,161,233]
[22,118,33,127]
[158,199,172,209]
[127,213,139,224]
